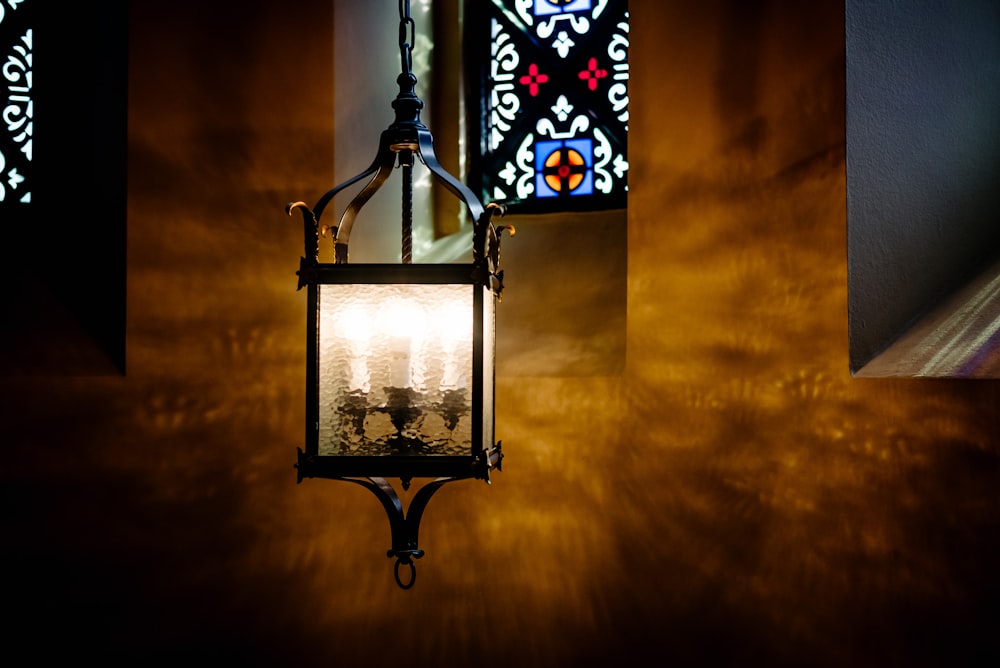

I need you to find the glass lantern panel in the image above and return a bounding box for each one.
[481,285,496,451]
[318,283,474,457]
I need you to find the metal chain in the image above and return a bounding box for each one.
[398,0,415,78]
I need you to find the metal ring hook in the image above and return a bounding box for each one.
[394,557,417,589]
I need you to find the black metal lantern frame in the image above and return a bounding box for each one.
[285,0,512,588]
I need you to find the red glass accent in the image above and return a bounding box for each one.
[542,147,587,194]
[519,63,550,97]
[578,57,608,91]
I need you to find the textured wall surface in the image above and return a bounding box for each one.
[4,1,1000,666]
[846,0,1000,372]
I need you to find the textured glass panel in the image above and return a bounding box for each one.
[481,286,496,450]
[318,284,474,457]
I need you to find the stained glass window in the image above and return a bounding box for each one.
[1,0,33,206]
[1,0,127,374]
[466,0,629,214]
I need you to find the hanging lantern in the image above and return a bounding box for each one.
[285,0,513,589]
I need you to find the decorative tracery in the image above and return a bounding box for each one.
[468,0,628,213]
[0,0,31,205]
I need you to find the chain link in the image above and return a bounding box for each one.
[398,0,415,77]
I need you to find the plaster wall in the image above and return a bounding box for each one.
[4,2,1000,666]
[846,0,1000,373]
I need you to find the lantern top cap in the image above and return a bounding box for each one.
[285,1,513,294]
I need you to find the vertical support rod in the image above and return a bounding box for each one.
[401,150,414,264]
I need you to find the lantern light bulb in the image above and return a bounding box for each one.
[337,305,372,342]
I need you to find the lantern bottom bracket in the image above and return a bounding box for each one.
[344,476,451,590]
[295,444,502,589]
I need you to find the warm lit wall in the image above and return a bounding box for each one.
[4,1,1000,666]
